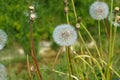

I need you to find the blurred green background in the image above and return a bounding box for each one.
[0,0,120,80]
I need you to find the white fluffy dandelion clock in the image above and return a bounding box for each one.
[53,24,77,46]
[0,63,8,80]
[89,1,109,20]
[0,29,7,50]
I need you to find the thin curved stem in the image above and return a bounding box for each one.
[52,69,79,80]
[75,55,106,80]
[74,55,99,80]
[77,30,93,66]
[81,23,101,58]
[102,60,120,77]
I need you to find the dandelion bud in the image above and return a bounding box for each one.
[76,23,80,29]
[64,0,68,6]
[29,6,35,10]
[115,7,119,13]
[64,6,69,13]
[77,17,81,23]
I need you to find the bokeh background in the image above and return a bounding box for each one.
[0,0,120,80]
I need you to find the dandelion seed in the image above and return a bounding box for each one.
[89,1,109,20]
[0,63,8,80]
[53,24,77,46]
[0,30,7,50]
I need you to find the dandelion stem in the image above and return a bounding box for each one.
[66,12,70,24]
[65,1,73,79]
[98,20,103,55]
[111,26,117,64]
[108,10,118,80]
[66,46,73,80]
[71,0,77,21]
[107,0,113,80]
[29,19,42,80]
[111,11,118,70]
[98,21,104,74]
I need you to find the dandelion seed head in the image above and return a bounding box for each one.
[0,64,7,80]
[53,24,77,46]
[89,1,109,20]
[0,30,7,50]
[115,7,119,12]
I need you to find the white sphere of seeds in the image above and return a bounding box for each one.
[53,24,77,46]
[0,30,7,50]
[0,64,8,80]
[89,1,109,20]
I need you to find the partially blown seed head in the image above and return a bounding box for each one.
[89,1,109,20]
[53,24,77,46]
[0,30,7,50]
